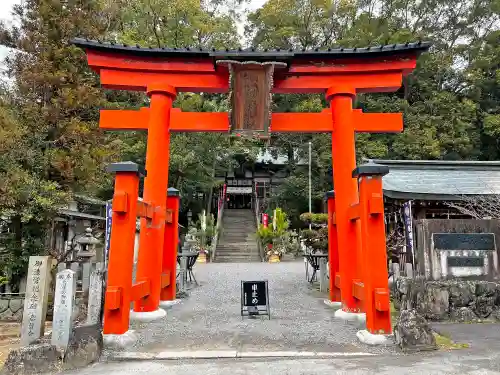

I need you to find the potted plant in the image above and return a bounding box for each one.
[256,208,290,263]
[191,213,217,263]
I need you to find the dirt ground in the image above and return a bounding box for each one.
[0,321,52,366]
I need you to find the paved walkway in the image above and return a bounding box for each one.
[67,351,500,375]
[108,261,396,356]
[431,322,500,354]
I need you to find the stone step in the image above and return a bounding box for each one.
[220,234,254,238]
[215,250,259,257]
[217,247,258,251]
[216,249,259,253]
[219,240,256,244]
[217,242,258,249]
[215,258,261,263]
[219,241,254,244]
[223,226,255,229]
[217,243,258,247]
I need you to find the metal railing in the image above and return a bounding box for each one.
[210,186,226,262]
[253,193,266,261]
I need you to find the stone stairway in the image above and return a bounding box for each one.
[215,209,261,263]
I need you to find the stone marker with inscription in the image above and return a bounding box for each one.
[427,233,499,279]
[87,263,104,325]
[20,256,52,346]
[82,262,92,296]
[51,269,76,351]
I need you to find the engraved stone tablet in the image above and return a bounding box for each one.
[20,256,51,346]
[87,263,104,325]
[434,233,495,251]
[51,269,76,351]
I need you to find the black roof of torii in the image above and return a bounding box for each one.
[72,38,431,62]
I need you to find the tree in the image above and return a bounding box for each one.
[0,0,122,284]
[109,0,258,216]
[116,0,245,49]
[246,0,500,222]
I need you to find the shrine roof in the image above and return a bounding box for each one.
[72,38,430,61]
[372,159,500,201]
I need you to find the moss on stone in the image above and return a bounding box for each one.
[433,332,469,350]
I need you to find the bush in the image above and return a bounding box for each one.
[300,226,328,252]
[256,224,275,246]
[299,212,328,225]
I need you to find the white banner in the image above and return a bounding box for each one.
[226,187,252,194]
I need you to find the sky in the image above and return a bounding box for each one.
[0,0,20,63]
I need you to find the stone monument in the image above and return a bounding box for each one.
[20,256,52,346]
[51,269,76,351]
[87,263,104,325]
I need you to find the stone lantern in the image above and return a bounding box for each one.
[76,227,100,260]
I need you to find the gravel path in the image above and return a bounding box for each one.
[113,261,398,355]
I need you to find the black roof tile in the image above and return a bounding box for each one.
[71,38,431,61]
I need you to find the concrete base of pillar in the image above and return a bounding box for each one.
[323,300,342,309]
[334,309,365,323]
[356,313,367,324]
[103,330,138,350]
[159,299,181,309]
[129,308,166,323]
[356,329,392,346]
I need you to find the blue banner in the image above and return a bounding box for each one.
[104,201,112,269]
[402,201,414,264]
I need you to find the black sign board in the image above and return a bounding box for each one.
[447,256,485,268]
[433,233,496,251]
[241,280,270,319]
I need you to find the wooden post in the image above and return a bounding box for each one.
[327,86,362,313]
[326,190,340,302]
[103,162,143,335]
[160,188,180,302]
[134,84,176,313]
[353,162,392,334]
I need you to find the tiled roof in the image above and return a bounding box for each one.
[71,38,431,61]
[372,160,500,200]
[256,148,307,165]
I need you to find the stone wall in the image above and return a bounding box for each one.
[0,296,24,321]
[393,277,500,322]
[0,294,85,322]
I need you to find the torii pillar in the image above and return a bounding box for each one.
[130,84,177,320]
[328,86,362,314]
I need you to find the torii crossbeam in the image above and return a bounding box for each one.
[72,38,429,337]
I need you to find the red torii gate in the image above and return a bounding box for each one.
[73,38,429,337]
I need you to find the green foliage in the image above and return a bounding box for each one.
[0,0,121,284]
[191,212,217,248]
[256,224,275,246]
[299,213,328,225]
[247,0,500,221]
[273,208,289,235]
[300,227,328,252]
[1,0,499,280]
